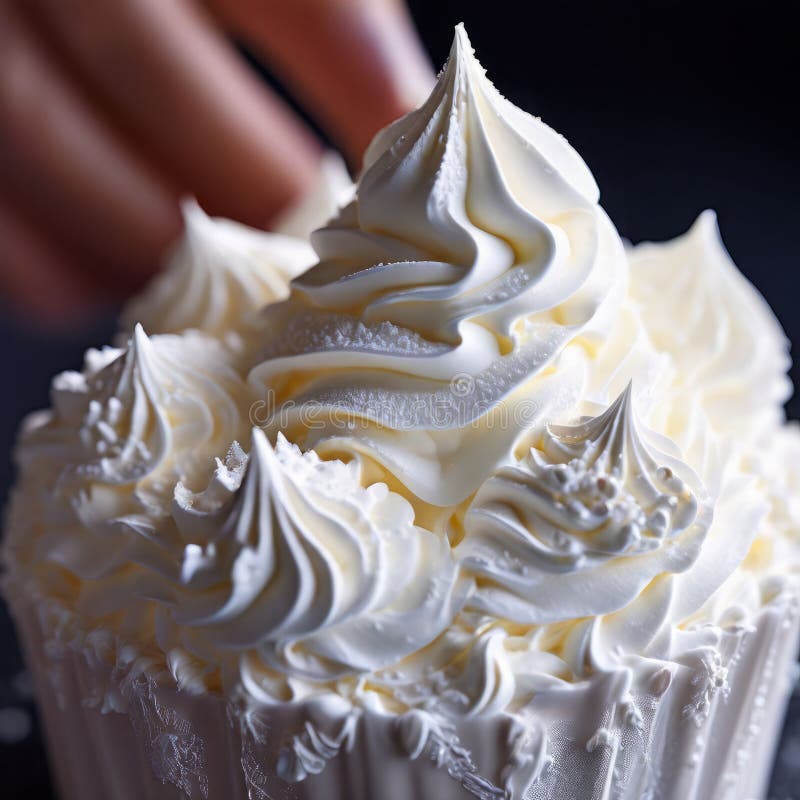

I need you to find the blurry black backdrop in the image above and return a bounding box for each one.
[1,0,798,796]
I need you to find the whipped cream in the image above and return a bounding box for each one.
[162,429,464,682]
[629,210,790,446]
[4,25,800,798]
[120,153,353,339]
[20,325,248,490]
[458,384,711,625]
[250,25,626,507]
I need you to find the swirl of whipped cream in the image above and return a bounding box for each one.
[7,326,249,592]
[621,213,791,623]
[628,210,790,445]
[120,203,316,339]
[432,627,516,717]
[457,385,712,624]
[120,153,352,340]
[21,325,247,491]
[249,24,625,506]
[163,429,464,678]
[357,612,572,718]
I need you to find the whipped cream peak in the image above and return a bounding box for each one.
[165,428,463,680]
[302,22,607,335]
[458,384,711,624]
[362,23,599,209]
[629,210,791,445]
[78,323,170,484]
[20,325,247,494]
[250,24,626,506]
[120,200,314,340]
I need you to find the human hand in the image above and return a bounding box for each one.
[0,0,432,325]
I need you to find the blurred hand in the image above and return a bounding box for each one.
[0,0,432,325]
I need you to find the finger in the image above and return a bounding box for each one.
[0,195,104,327]
[27,0,322,228]
[211,0,434,164]
[0,6,182,289]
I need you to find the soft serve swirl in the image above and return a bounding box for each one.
[249,25,626,506]
[119,203,316,339]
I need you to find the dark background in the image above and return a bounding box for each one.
[1,1,799,796]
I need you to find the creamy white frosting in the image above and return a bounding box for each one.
[119,205,314,339]
[458,384,711,625]
[620,213,796,627]
[161,429,464,680]
[120,153,353,339]
[249,25,626,506]
[6,326,251,600]
[4,25,800,798]
[20,325,247,489]
[628,210,791,446]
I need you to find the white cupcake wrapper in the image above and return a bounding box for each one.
[9,593,800,800]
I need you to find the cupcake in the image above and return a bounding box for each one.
[3,24,799,800]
